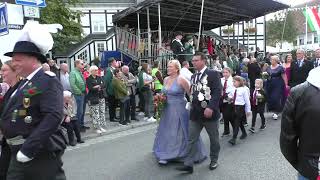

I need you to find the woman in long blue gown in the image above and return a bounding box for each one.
[153,60,207,165]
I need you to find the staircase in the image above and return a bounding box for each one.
[115,27,174,71]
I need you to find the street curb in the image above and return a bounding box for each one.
[81,121,157,141]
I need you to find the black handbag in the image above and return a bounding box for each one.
[89,95,100,105]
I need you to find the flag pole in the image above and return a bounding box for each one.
[305,4,308,49]
[197,0,205,51]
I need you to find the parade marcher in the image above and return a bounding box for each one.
[289,49,313,88]
[87,65,107,133]
[61,91,84,146]
[280,66,320,180]
[153,60,207,165]
[266,55,288,120]
[104,57,119,122]
[171,31,185,64]
[70,59,87,131]
[112,69,130,125]
[0,60,21,180]
[228,76,251,145]
[248,57,261,93]
[249,79,266,133]
[220,67,235,137]
[121,65,137,121]
[2,21,67,180]
[311,48,320,68]
[177,52,222,173]
[151,61,164,94]
[184,35,194,62]
[283,54,293,99]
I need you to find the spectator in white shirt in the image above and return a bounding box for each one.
[229,76,251,145]
[180,61,193,83]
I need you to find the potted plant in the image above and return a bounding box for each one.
[222,27,235,34]
[244,27,257,34]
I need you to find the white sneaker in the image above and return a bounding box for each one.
[147,117,157,122]
[96,129,102,134]
[100,128,106,133]
[143,117,149,121]
[138,112,145,116]
[272,113,278,120]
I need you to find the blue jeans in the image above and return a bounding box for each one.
[298,173,310,180]
[74,95,85,127]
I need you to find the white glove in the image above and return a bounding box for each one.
[185,102,191,111]
[16,151,32,163]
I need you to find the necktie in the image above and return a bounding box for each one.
[233,89,237,105]
[10,79,29,98]
[223,79,227,97]
[317,59,319,67]
[299,60,303,68]
[253,90,257,106]
[196,72,201,83]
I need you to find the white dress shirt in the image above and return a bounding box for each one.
[233,86,251,113]
[193,66,207,84]
[180,67,193,82]
[221,76,235,98]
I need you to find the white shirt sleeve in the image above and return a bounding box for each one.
[243,88,251,113]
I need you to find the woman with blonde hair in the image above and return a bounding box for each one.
[0,60,21,179]
[86,65,106,134]
[153,59,207,165]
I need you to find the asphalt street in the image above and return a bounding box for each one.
[63,114,296,180]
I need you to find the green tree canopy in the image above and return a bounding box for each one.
[40,0,83,55]
[266,11,298,47]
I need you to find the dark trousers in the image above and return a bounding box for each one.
[7,150,66,180]
[129,94,136,119]
[61,120,82,144]
[0,139,11,180]
[231,105,247,139]
[251,105,266,128]
[82,94,88,127]
[138,91,145,112]
[120,98,130,124]
[185,120,220,166]
[222,103,233,134]
[142,89,152,118]
[108,95,117,121]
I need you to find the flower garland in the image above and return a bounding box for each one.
[153,93,167,123]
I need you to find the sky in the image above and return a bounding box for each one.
[279,0,314,6]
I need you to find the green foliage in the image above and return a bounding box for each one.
[39,0,83,55]
[266,11,298,47]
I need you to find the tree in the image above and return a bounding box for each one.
[266,11,298,47]
[39,0,83,55]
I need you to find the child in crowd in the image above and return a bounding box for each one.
[249,79,266,133]
[62,91,84,146]
[229,76,251,145]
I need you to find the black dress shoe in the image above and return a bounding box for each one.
[240,134,247,140]
[209,161,218,170]
[69,141,76,146]
[176,166,193,173]
[228,138,236,145]
[77,140,85,144]
[82,126,90,129]
[110,119,119,122]
[221,132,230,137]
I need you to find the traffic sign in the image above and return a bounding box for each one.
[24,6,40,18]
[0,3,9,36]
[15,0,46,8]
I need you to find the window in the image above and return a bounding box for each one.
[91,14,106,33]
[77,50,88,62]
[314,36,318,43]
[97,42,105,53]
[299,39,304,45]
[107,14,114,28]
[80,14,90,26]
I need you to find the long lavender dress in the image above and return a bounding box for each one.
[153,78,207,162]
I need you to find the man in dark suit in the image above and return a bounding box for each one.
[171,31,185,64]
[312,48,320,68]
[1,41,66,180]
[248,57,261,93]
[177,52,222,173]
[289,49,313,88]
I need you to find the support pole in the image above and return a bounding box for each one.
[263,15,266,57]
[137,13,141,63]
[237,22,240,50]
[147,7,152,64]
[281,9,288,51]
[197,0,205,51]
[247,21,250,55]
[158,3,162,62]
[228,25,230,45]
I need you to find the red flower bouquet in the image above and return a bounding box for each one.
[153,93,167,123]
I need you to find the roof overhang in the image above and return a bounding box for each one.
[113,0,289,32]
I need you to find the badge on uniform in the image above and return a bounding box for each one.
[24,116,32,124]
[23,98,31,108]
[12,110,18,122]
[18,109,27,116]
